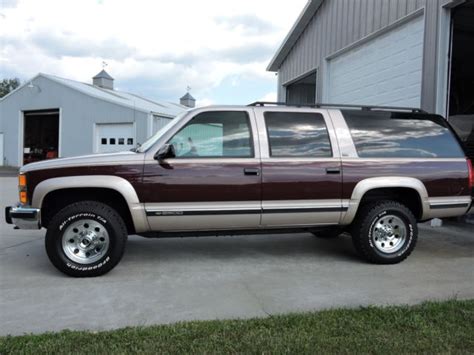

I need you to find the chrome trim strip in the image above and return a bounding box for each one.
[145,206,348,216]
[430,203,469,210]
[146,209,261,216]
[342,157,468,163]
[145,158,261,165]
[426,196,472,218]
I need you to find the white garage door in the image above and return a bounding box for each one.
[326,15,425,107]
[96,123,135,153]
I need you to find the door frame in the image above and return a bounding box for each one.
[143,107,263,231]
[253,106,345,226]
[19,108,61,167]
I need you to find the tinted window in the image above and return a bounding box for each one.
[265,112,332,157]
[169,111,253,158]
[342,110,465,158]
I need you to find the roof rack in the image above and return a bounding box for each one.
[248,101,427,114]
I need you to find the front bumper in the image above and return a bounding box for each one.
[5,206,41,230]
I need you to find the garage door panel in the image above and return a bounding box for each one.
[96,123,135,153]
[327,15,424,107]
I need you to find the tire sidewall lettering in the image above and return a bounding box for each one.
[59,213,107,231]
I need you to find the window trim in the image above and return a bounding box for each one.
[264,111,333,158]
[166,111,256,159]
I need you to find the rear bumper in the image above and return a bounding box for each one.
[5,206,41,230]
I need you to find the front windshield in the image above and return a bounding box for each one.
[137,112,188,152]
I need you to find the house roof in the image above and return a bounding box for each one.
[93,69,114,80]
[267,0,324,72]
[1,73,188,118]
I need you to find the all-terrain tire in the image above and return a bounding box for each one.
[45,201,128,277]
[350,201,417,264]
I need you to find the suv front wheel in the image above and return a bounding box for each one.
[351,201,418,264]
[45,201,128,277]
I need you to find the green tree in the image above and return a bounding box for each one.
[0,78,21,98]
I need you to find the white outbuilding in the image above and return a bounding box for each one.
[0,70,190,167]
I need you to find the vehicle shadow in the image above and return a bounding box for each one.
[123,233,361,264]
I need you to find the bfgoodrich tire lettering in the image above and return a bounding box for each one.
[351,201,418,264]
[45,201,127,277]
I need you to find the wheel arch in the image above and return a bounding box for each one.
[342,177,430,224]
[33,176,149,233]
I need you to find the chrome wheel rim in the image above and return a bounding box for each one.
[62,219,110,264]
[372,215,407,254]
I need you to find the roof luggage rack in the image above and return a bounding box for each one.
[248,101,427,114]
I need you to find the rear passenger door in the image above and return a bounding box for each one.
[255,108,344,227]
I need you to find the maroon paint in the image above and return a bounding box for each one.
[261,161,342,200]
[24,159,470,206]
[342,160,471,198]
[141,160,261,202]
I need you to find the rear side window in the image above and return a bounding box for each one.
[265,112,332,158]
[342,110,465,158]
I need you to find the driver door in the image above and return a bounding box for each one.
[143,109,262,231]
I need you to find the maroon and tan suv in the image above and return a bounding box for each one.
[5,103,474,277]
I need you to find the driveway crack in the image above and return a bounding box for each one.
[241,281,271,317]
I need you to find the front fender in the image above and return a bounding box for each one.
[32,175,149,233]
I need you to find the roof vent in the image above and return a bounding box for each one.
[93,69,114,90]
[180,91,196,108]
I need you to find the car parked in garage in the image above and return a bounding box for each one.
[5,102,474,277]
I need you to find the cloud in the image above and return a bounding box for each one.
[0,0,308,104]
[214,14,276,34]
[30,31,136,60]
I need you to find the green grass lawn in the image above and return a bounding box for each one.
[1,300,473,354]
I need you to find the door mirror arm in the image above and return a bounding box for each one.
[154,144,176,162]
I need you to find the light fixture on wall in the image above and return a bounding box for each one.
[27,82,41,93]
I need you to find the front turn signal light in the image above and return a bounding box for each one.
[18,174,28,204]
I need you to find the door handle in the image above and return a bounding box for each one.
[244,168,260,176]
[326,167,341,175]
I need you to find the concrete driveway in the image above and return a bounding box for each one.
[1,176,473,336]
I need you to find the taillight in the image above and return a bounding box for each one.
[468,159,474,191]
[18,173,28,204]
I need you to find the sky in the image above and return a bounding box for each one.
[0,0,308,106]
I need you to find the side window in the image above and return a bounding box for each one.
[342,110,466,158]
[168,111,254,158]
[264,112,332,158]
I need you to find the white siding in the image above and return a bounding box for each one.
[326,15,424,106]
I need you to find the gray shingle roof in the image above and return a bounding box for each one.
[93,69,114,80]
[180,92,195,101]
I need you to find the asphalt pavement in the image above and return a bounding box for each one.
[1,176,473,336]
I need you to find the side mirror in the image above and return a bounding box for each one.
[154,144,176,161]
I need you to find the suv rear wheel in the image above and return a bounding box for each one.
[351,201,417,264]
[45,201,128,277]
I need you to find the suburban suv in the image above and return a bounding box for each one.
[5,103,474,277]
